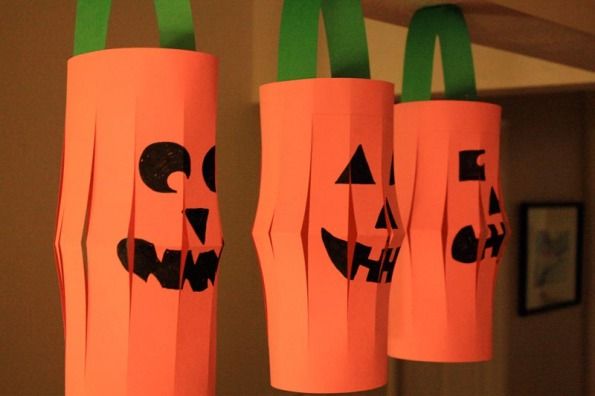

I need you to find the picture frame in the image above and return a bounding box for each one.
[519,203,583,316]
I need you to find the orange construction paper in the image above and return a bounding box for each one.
[388,100,509,362]
[253,78,403,393]
[55,48,221,395]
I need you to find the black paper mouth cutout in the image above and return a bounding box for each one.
[116,206,219,292]
[321,228,398,283]
[116,237,219,292]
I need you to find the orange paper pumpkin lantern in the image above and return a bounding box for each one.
[388,5,509,362]
[253,0,403,393]
[54,1,221,395]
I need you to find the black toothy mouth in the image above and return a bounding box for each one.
[116,207,220,292]
[117,238,219,292]
[321,228,398,283]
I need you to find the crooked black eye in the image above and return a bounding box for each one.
[139,142,190,193]
[335,145,375,185]
[459,149,486,181]
[202,146,216,192]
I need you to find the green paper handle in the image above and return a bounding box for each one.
[73,0,196,55]
[277,0,370,81]
[401,4,477,102]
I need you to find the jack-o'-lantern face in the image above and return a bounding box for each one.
[321,146,400,282]
[308,112,403,285]
[117,141,221,292]
[450,149,507,264]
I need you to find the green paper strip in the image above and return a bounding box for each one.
[321,0,370,78]
[277,0,370,81]
[73,0,196,55]
[401,4,477,102]
[154,0,196,50]
[73,0,111,55]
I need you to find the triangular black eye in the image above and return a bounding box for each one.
[375,200,398,229]
[489,187,501,215]
[335,145,375,184]
[389,155,395,185]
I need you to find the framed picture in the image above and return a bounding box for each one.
[519,203,583,315]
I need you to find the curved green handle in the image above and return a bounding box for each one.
[73,0,196,55]
[277,0,370,81]
[401,4,477,102]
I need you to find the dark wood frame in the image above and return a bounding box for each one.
[519,202,583,316]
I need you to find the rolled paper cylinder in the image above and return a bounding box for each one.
[389,100,509,362]
[254,77,403,393]
[387,4,509,363]
[55,48,221,395]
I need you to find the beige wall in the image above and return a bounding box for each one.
[0,1,593,395]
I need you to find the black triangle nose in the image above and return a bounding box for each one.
[185,208,209,243]
[375,200,398,229]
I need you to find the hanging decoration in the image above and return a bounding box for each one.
[253,0,403,393]
[54,1,221,394]
[388,4,509,362]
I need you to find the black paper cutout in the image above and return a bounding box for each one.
[185,208,209,244]
[375,200,398,229]
[489,187,501,215]
[117,238,219,292]
[451,222,506,264]
[483,223,506,258]
[139,142,191,193]
[459,150,486,181]
[202,146,216,192]
[451,225,478,263]
[321,228,397,283]
[336,145,375,184]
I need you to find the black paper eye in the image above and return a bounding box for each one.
[139,142,190,193]
[335,145,375,184]
[202,146,216,192]
[459,150,486,181]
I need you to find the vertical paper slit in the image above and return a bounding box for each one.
[82,119,98,374]
[346,181,356,308]
[301,129,314,307]
[125,96,138,393]
[442,172,450,326]
[476,181,487,287]
[173,111,189,392]
[55,223,67,334]
[54,140,67,331]
[407,131,421,320]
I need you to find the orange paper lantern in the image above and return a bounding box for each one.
[253,0,403,393]
[54,2,221,395]
[388,5,510,362]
